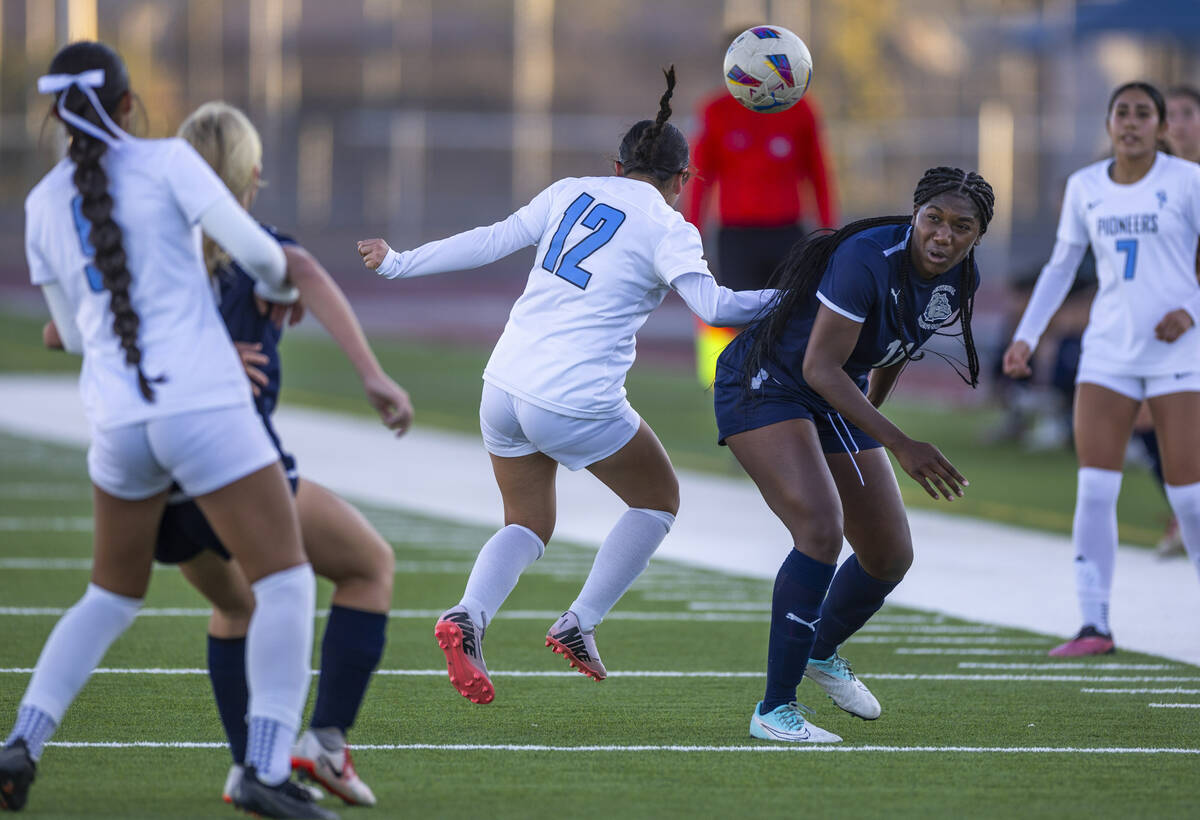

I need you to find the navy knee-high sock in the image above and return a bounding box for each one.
[207,635,249,765]
[810,555,899,661]
[310,605,387,733]
[761,550,836,715]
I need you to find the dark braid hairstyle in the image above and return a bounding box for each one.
[617,66,690,186]
[48,41,163,401]
[743,166,995,391]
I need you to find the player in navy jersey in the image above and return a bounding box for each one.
[170,102,412,807]
[715,167,994,742]
[1004,83,1200,656]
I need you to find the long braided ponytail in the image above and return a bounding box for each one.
[617,66,690,185]
[49,41,163,401]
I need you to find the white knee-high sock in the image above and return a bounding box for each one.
[1165,481,1200,583]
[570,508,674,632]
[459,524,544,630]
[9,583,141,759]
[1072,468,1122,634]
[244,563,315,785]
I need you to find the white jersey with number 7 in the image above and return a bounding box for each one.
[1057,152,1200,375]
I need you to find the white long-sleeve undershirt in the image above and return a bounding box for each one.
[198,198,295,303]
[1012,238,1089,351]
[671,272,778,327]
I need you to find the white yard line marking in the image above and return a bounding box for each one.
[0,605,1012,630]
[958,662,1178,671]
[41,740,1200,755]
[897,653,1046,657]
[1082,688,1200,695]
[2,667,1198,683]
[0,483,90,499]
[0,517,92,532]
[1148,703,1200,709]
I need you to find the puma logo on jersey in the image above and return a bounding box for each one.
[786,612,820,631]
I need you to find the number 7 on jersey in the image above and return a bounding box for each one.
[541,193,626,289]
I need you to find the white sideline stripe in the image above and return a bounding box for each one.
[1,667,1197,683]
[1148,703,1200,709]
[897,649,1044,656]
[958,662,1177,671]
[41,740,1200,755]
[0,605,1007,631]
[0,516,92,531]
[1082,688,1200,694]
[0,483,90,499]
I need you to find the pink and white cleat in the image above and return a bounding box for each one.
[546,611,607,681]
[434,605,495,704]
[1048,626,1115,657]
[291,728,375,807]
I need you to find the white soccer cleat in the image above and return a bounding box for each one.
[291,729,376,807]
[804,653,881,720]
[749,702,841,743]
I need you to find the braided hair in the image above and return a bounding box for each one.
[744,166,995,390]
[48,41,163,401]
[617,66,690,186]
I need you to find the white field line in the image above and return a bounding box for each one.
[2,667,1198,683]
[896,648,1045,656]
[958,662,1178,671]
[1082,688,1200,694]
[41,740,1200,755]
[0,605,1012,630]
[0,483,90,499]
[1148,703,1200,709]
[0,517,92,531]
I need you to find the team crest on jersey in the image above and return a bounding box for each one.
[1157,190,1168,209]
[918,284,956,330]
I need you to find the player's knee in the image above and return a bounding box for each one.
[794,514,844,562]
[369,539,395,598]
[861,548,912,584]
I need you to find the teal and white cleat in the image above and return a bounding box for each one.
[749,702,841,743]
[804,653,881,720]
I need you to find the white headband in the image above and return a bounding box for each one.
[37,69,129,148]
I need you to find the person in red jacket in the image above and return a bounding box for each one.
[685,86,838,385]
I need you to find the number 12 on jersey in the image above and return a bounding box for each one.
[541,193,626,289]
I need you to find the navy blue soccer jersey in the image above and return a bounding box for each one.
[737,224,976,396]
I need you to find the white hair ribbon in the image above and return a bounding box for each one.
[36,69,129,148]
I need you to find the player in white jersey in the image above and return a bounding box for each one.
[357,68,777,704]
[1004,82,1200,657]
[0,43,334,820]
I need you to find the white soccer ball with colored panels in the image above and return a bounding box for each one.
[723,25,813,113]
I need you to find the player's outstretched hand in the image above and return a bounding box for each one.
[1001,340,1033,379]
[357,239,390,271]
[363,371,414,437]
[1154,308,1194,343]
[892,437,967,501]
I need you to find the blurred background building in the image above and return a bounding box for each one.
[1,0,1198,384]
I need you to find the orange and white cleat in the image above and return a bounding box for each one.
[291,729,375,807]
[434,605,495,704]
[545,611,607,681]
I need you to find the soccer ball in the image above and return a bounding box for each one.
[723,25,813,113]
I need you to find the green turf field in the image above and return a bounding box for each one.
[1,431,1197,819]
[0,308,1170,546]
